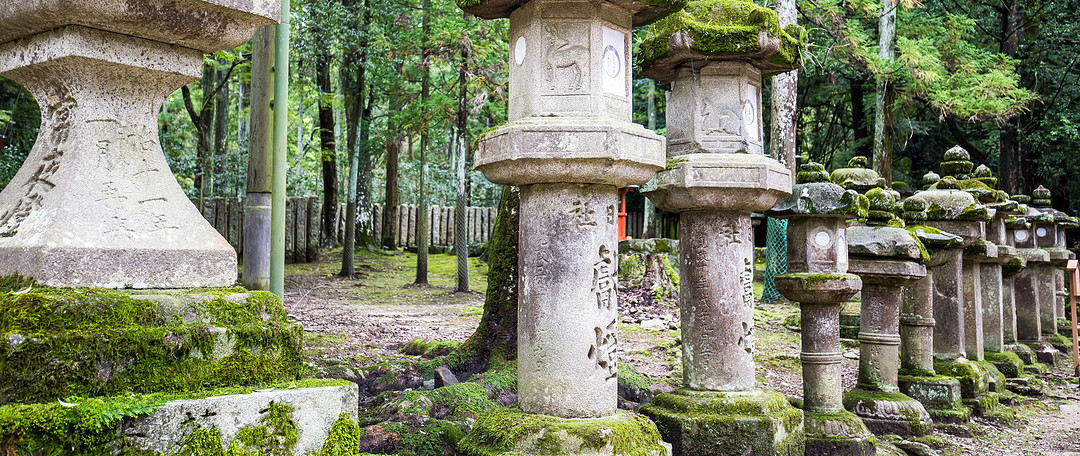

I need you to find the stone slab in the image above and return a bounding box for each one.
[125,384,359,455]
[646,153,791,213]
[475,118,664,187]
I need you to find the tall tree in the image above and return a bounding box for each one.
[183,58,238,202]
[454,19,471,293]
[997,0,1023,194]
[317,53,339,247]
[872,0,897,181]
[342,0,371,276]
[213,56,231,195]
[414,0,433,285]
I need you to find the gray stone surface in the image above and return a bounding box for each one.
[647,153,791,213]
[769,182,863,219]
[665,63,767,156]
[678,210,757,391]
[518,183,620,417]
[125,384,359,455]
[0,0,278,51]
[848,226,923,260]
[0,1,276,287]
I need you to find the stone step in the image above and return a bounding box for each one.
[0,380,359,455]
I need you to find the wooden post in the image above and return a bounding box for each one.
[374,203,383,244]
[295,197,307,263]
[307,197,319,262]
[1069,259,1079,378]
[285,198,295,264]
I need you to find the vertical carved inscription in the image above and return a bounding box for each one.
[738,258,755,354]
[588,318,618,381]
[592,244,616,311]
[0,87,76,237]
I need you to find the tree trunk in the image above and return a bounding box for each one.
[872,0,896,182]
[317,54,339,247]
[851,78,871,158]
[213,57,230,195]
[998,0,1022,194]
[382,134,402,250]
[342,0,370,275]
[196,62,216,201]
[243,26,275,291]
[414,0,432,285]
[456,186,520,368]
[770,0,797,174]
[455,26,470,293]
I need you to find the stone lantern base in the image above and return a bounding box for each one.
[802,410,876,456]
[984,351,1045,396]
[640,389,804,456]
[897,375,970,424]
[842,390,933,436]
[457,408,671,456]
[933,359,1005,417]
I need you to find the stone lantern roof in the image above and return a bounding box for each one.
[830,156,886,193]
[635,0,804,82]
[0,0,279,51]
[768,162,867,219]
[925,146,1009,205]
[457,0,686,25]
[1029,186,1080,228]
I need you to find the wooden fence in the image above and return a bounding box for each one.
[192,197,498,263]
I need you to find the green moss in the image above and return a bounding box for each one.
[0,285,303,404]
[179,427,226,456]
[636,0,804,74]
[0,379,349,455]
[391,382,499,421]
[384,418,465,456]
[401,338,459,359]
[459,407,668,456]
[640,390,803,455]
[934,360,988,399]
[229,402,297,455]
[842,390,932,435]
[312,414,363,456]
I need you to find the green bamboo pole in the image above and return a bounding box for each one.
[270,0,290,297]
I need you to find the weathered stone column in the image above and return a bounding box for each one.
[0,2,279,287]
[1031,186,1078,350]
[454,0,681,452]
[897,197,969,425]
[636,3,806,454]
[1012,199,1049,345]
[845,218,933,437]
[904,147,1006,418]
[770,163,875,456]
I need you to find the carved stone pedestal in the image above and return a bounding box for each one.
[0,0,278,287]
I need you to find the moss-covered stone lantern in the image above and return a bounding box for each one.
[769,162,876,455]
[1030,186,1079,344]
[901,149,1004,418]
[836,165,933,437]
[634,1,806,454]
[0,1,279,287]
[455,0,684,451]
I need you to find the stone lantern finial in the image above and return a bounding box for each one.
[922,171,941,190]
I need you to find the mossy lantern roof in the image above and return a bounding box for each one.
[456,0,686,26]
[635,0,804,82]
[768,162,867,219]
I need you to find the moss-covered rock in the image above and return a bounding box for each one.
[640,389,804,456]
[802,410,876,456]
[458,407,670,456]
[0,283,303,404]
[636,0,804,80]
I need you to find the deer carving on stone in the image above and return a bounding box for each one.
[543,23,589,91]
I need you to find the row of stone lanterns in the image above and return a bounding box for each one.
[454,0,1077,451]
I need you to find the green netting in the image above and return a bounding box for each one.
[762,217,787,303]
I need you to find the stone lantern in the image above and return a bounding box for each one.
[903,169,1004,416]
[841,172,933,437]
[455,0,683,451]
[0,1,278,287]
[1011,197,1054,353]
[769,162,876,456]
[634,1,805,454]
[1031,186,1079,344]
[897,196,970,425]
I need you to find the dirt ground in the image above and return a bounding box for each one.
[285,248,1080,456]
